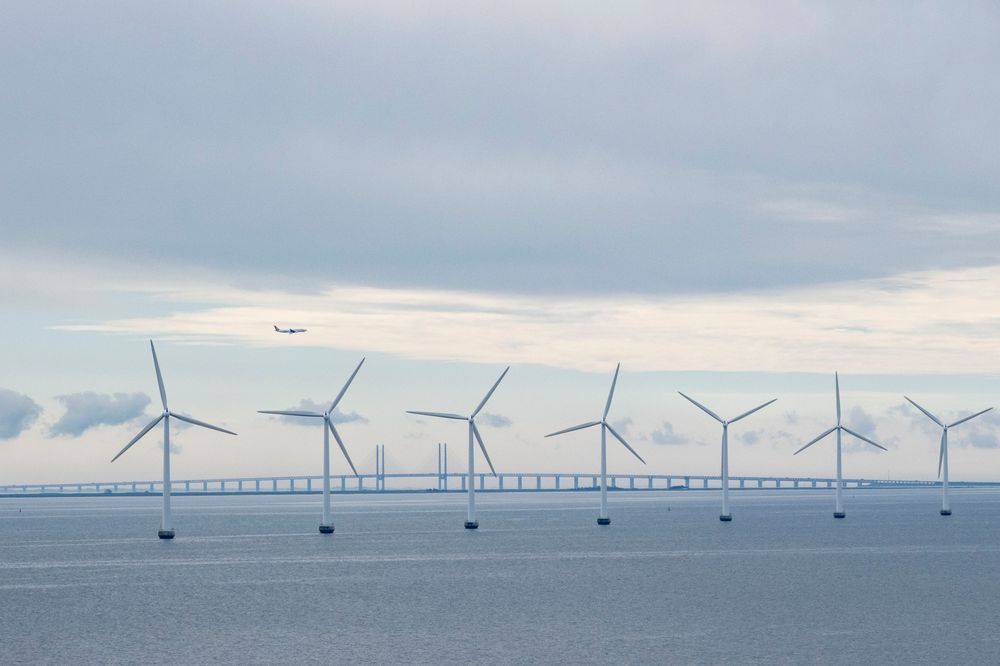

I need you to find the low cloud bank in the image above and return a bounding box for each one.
[0,388,42,439]
[50,392,150,437]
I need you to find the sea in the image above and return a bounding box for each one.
[2,488,999,664]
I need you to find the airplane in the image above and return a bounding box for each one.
[274,325,307,334]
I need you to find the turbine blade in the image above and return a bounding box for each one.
[841,426,887,451]
[471,422,497,476]
[729,398,778,424]
[171,413,237,436]
[544,421,601,437]
[794,427,836,455]
[948,407,993,429]
[904,396,943,428]
[603,363,621,420]
[605,422,646,464]
[938,431,946,478]
[328,421,358,476]
[835,372,841,424]
[150,340,168,411]
[677,391,723,423]
[257,410,324,418]
[471,366,510,418]
[329,357,365,412]
[111,414,164,462]
[406,411,467,421]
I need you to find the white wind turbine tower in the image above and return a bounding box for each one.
[904,396,992,516]
[407,367,509,530]
[112,341,237,539]
[258,358,365,534]
[545,364,645,526]
[794,373,886,518]
[678,392,776,522]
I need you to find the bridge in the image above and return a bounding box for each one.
[3,471,996,497]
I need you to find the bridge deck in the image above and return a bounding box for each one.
[1,472,989,497]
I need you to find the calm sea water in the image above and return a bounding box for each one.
[2,488,999,664]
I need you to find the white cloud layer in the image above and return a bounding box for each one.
[55,263,1000,375]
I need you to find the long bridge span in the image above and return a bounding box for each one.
[2,471,996,497]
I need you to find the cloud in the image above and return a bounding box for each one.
[739,430,761,446]
[892,401,940,437]
[847,405,877,437]
[953,410,1000,450]
[964,430,999,450]
[784,411,799,425]
[50,392,150,437]
[0,389,42,439]
[610,416,633,436]
[7,3,1000,300]
[650,422,686,445]
[161,440,182,455]
[479,412,512,428]
[268,398,368,426]
[53,264,1000,375]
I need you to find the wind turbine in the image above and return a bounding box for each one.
[112,341,237,539]
[407,367,509,530]
[904,396,992,516]
[545,364,645,525]
[794,373,886,518]
[678,392,776,521]
[258,358,365,534]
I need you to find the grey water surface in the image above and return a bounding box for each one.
[2,489,999,664]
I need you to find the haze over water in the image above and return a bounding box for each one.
[2,489,999,664]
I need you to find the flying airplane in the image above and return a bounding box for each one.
[274,325,307,334]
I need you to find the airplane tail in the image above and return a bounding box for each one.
[274,325,279,331]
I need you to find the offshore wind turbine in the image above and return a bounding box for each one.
[258,358,364,534]
[794,373,886,518]
[407,367,509,530]
[545,364,645,525]
[678,392,776,521]
[112,341,237,539]
[904,396,992,516]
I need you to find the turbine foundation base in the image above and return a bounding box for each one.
[940,509,952,516]
[464,521,479,530]
[833,512,846,519]
[318,525,335,534]
[719,514,732,522]
[597,517,611,525]
[157,529,175,540]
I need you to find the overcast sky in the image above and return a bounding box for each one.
[3,2,1000,485]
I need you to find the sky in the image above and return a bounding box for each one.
[3,2,1000,485]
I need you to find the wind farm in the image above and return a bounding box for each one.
[5,2,1000,663]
